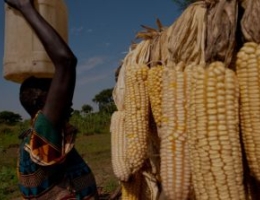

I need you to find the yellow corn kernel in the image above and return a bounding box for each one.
[121,172,142,200]
[236,42,260,182]
[110,111,131,182]
[188,62,245,200]
[160,62,191,200]
[125,64,150,173]
[148,65,164,127]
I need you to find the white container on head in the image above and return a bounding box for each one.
[3,0,68,83]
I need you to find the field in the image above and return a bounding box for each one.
[0,117,120,200]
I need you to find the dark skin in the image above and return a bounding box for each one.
[5,3,100,199]
[4,0,77,129]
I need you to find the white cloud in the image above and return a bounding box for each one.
[70,26,84,35]
[77,73,109,86]
[70,27,94,35]
[77,56,107,73]
[75,56,119,87]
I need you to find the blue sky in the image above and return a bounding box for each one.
[0,0,182,119]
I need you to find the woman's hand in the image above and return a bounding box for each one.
[4,0,33,11]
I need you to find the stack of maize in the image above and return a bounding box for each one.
[111,33,161,199]
[110,0,260,199]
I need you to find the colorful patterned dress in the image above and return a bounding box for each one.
[18,111,98,199]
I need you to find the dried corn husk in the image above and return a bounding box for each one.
[240,0,260,43]
[205,0,238,67]
[167,1,207,65]
[145,19,169,67]
[112,47,134,111]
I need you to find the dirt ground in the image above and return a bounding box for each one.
[1,133,122,200]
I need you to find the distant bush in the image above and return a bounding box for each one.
[0,111,22,125]
[70,112,111,135]
[0,120,30,135]
[0,125,13,134]
[0,121,29,149]
[0,166,18,199]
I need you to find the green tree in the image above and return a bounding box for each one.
[81,104,93,115]
[72,109,80,115]
[0,111,22,125]
[92,88,116,114]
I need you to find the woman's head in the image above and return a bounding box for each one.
[19,77,52,117]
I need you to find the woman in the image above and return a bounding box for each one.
[4,0,99,199]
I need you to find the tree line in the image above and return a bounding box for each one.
[0,88,116,125]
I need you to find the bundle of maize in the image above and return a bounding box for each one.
[111,32,161,199]
[110,0,260,199]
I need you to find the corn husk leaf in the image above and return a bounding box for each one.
[240,0,260,43]
[205,0,238,67]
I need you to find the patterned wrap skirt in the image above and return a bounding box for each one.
[18,111,98,199]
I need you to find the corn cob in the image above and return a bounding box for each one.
[125,64,150,173]
[121,172,142,200]
[188,62,245,200]
[110,111,131,182]
[160,62,191,200]
[236,42,260,182]
[113,45,138,111]
[185,63,197,200]
[148,65,164,127]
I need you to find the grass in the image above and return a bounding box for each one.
[0,126,20,200]
[0,121,119,199]
[75,133,120,194]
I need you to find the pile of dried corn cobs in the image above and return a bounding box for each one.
[110,0,260,199]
